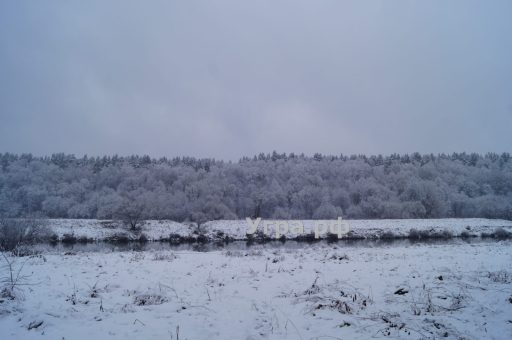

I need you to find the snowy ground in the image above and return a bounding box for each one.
[1,241,512,339]
[48,219,193,241]
[46,218,512,241]
[203,218,512,240]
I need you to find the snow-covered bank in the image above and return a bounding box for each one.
[48,219,193,242]
[203,218,512,240]
[1,241,511,339]
[45,218,512,242]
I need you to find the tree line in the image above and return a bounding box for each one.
[0,152,511,222]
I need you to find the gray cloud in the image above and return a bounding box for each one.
[1,0,511,160]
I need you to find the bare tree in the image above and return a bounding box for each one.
[0,218,50,251]
[114,195,146,230]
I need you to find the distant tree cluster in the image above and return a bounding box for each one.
[0,152,511,222]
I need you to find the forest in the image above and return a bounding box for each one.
[0,152,511,223]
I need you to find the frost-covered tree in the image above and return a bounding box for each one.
[0,152,510,221]
[312,202,343,219]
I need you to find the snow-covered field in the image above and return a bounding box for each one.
[1,240,512,339]
[46,218,512,241]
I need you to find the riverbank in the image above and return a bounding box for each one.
[42,218,512,244]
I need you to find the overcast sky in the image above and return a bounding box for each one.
[1,1,511,160]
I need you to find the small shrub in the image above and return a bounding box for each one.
[246,230,271,244]
[196,234,209,243]
[166,233,196,244]
[459,231,471,238]
[0,252,32,300]
[408,228,452,240]
[380,231,396,240]
[481,231,492,238]
[152,252,176,261]
[11,246,41,257]
[487,270,511,284]
[1,287,16,300]
[481,228,512,239]
[49,234,59,244]
[138,233,148,243]
[245,233,255,245]
[134,294,168,306]
[326,232,339,243]
[183,236,196,243]
[343,230,365,240]
[213,230,233,243]
[168,233,183,244]
[494,228,512,239]
[329,253,349,261]
[408,228,428,240]
[61,233,77,244]
[224,250,244,257]
[459,231,477,238]
[129,252,145,262]
[294,232,317,243]
[105,233,130,243]
[77,236,92,244]
[433,230,453,239]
